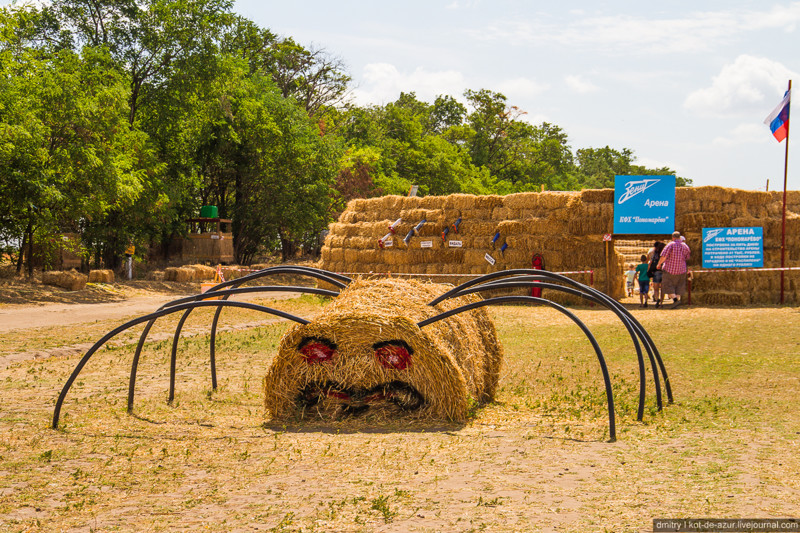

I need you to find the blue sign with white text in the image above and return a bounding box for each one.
[702,227,763,268]
[613,175,676,235]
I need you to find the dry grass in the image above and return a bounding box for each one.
[1,299,800,532]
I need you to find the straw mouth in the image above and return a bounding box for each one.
[297,380,426,416]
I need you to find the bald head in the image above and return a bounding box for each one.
[672,231,681,241]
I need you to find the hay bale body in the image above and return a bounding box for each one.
[187,264,216,280]
[164,267,195,282]
[319,187,800,304]
[146,270,165,281]
[264,278,502,422]
[88,269,115,283]
[42,269,88,291]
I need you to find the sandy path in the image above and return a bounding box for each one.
[0,291,302,369]
[0,294,188,333]
[0,291,299,333]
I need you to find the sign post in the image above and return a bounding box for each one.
[603,235,612,294]
[702,227,764,269]
[613,175,676,235]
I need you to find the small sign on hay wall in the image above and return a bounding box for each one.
[702,227,764,268]
[420,240,433,248]
[613,175,676,235]
[448,240,463,248]
[484,253,496,266]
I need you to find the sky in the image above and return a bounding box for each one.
[233,0,799,191]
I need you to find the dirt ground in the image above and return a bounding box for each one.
[0,279,299,333]
[1,277,799,532]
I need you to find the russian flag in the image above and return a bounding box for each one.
[764,89,791,142]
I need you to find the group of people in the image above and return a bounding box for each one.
[625,231,691,309]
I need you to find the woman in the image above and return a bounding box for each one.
[647,241,666,308]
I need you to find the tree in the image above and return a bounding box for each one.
[0,44,149,273]
[51,0,234,124]
[575,146,692,188]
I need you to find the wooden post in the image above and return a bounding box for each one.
[605,239,612,295]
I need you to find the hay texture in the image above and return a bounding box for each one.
[42,269,88,291]
[88,269,115,283]
[263,277,502,422]
[320,187,800,304]
[164,267,195,282]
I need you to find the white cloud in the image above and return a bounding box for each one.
[684,55,795,117]
[636,155,685,174]
[447,0,481,9]
[712,123,770,146]
[471,3,800,54]
[494,77,549,100]
[350,63,466,105]
[565,75,599,94]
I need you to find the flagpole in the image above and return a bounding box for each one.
[780,79,791,304]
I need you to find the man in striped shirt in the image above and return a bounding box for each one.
[657,231,691,308]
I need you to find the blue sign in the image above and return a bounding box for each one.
[613,175,676,235]
[702,227,763,268]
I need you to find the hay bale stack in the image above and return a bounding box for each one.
[320,187,800,304]
[42,269,88,291]
[88,269,115,283]
[263,278,502,422]
[187,264,216,280]
[164,267,195,282]
[220,266,242,280]
[146,270,165,281]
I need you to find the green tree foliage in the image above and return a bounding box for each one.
[1,1,690,271]
[1,16,149,273]
[575,146,692,188]
[335,93,495,197]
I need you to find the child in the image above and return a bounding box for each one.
[635,254,650,307]
[625,264,636,297]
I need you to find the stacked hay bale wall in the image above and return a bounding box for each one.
[320,187,800,305]
[676,187,800,305]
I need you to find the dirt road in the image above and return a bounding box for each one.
[0,293,193,333]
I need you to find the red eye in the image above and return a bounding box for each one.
[374,341,413,370]
[299,338,337,365]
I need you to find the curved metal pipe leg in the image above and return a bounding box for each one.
[209,303,227,391]
[434,270,669,415]
[419,295,616,442]
[169,310,192,403]
[53,300,311,429]
[451,279,651,421]
[128,319,156,413]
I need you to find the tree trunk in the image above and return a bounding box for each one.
[27,225,34,278]
[16,231,27,275]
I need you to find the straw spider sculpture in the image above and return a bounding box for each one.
[52,266,672,442]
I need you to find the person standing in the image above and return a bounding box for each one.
[648,241,666,307]
[625,263,636,297]
[635,255,650,307]
[124,242,135,280]
[657,231,691,308]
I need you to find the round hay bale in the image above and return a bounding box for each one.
[263,278,502,422]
